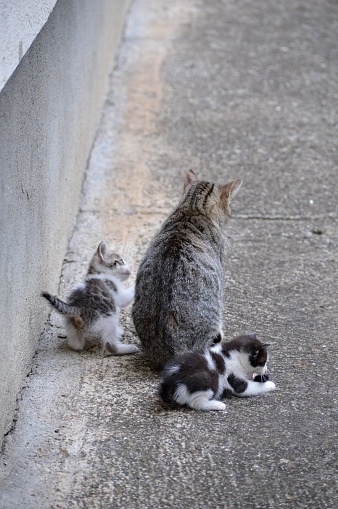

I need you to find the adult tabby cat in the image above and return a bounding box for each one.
[132,170,242,370]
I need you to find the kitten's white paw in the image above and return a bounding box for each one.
[126,344,139,354]
[113,343,139,355]
[264,381,276,392]
[193,400,226,411]
[209,401,226,411]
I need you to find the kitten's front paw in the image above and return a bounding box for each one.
[264,381,276,392]
[253,374,269,383]
[210,401,226,411]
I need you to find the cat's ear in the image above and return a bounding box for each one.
[252,344,270,358]
[97,241,107,261]
[184,169,197,190]
[221,178,243,201]
[248,332,257,340]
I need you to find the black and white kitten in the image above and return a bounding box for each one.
[159,334,276,411]
[42,241,138,355]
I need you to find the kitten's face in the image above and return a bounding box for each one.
[229,335,269,378]
[248,344,269,376]
[91,242,131,281]
[102,252,131,281]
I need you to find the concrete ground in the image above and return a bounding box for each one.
[0,0,337,507]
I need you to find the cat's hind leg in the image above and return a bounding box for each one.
[66,323,85,351]
[93,315,138,355]
[175,386,226,411]
[193,398,226,412]
[105,342,139,355]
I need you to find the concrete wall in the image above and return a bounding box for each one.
[0,0,57,92]
[0,0,130,443]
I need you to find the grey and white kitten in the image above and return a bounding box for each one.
[132,170,242,370]
[159,334,276,411]
[42,242,138,355]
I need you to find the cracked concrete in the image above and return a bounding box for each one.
[0,0,337,507]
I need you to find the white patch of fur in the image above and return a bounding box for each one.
[174,384,190,405]
[66,323,86,351]
[89,314,117,337]
[114,284,135,308]
[174,385,226,411]
[210,343,222,354]
[164,365,180,376]
[204,349,216,371]
[197,399,226,412]
[189,389,226,411]
[238,380,276,397]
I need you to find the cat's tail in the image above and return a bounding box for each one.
[41,292,81,319]
[158,366,177,404]
[158,379,175,404]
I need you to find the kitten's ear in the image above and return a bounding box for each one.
[221,178,243,201]
[184,169,197,190]
[248,332,257,340]
[97,241,107,261]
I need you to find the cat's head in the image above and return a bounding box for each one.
[89,242,131,281]
[182,169,242,224]
[226,333,270,378]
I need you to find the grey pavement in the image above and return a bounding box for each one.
[0,0,337,508]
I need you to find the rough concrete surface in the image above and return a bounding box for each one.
[0,0,337,508]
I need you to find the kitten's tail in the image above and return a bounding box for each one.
[158,378,175,404]
[41,292,81,319]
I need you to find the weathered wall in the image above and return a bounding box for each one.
[0,0,57,92]
[0,0,130,442]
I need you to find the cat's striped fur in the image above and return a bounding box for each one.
[159,334,276,411]
[42,242,138,355]
[132,170,242,370]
